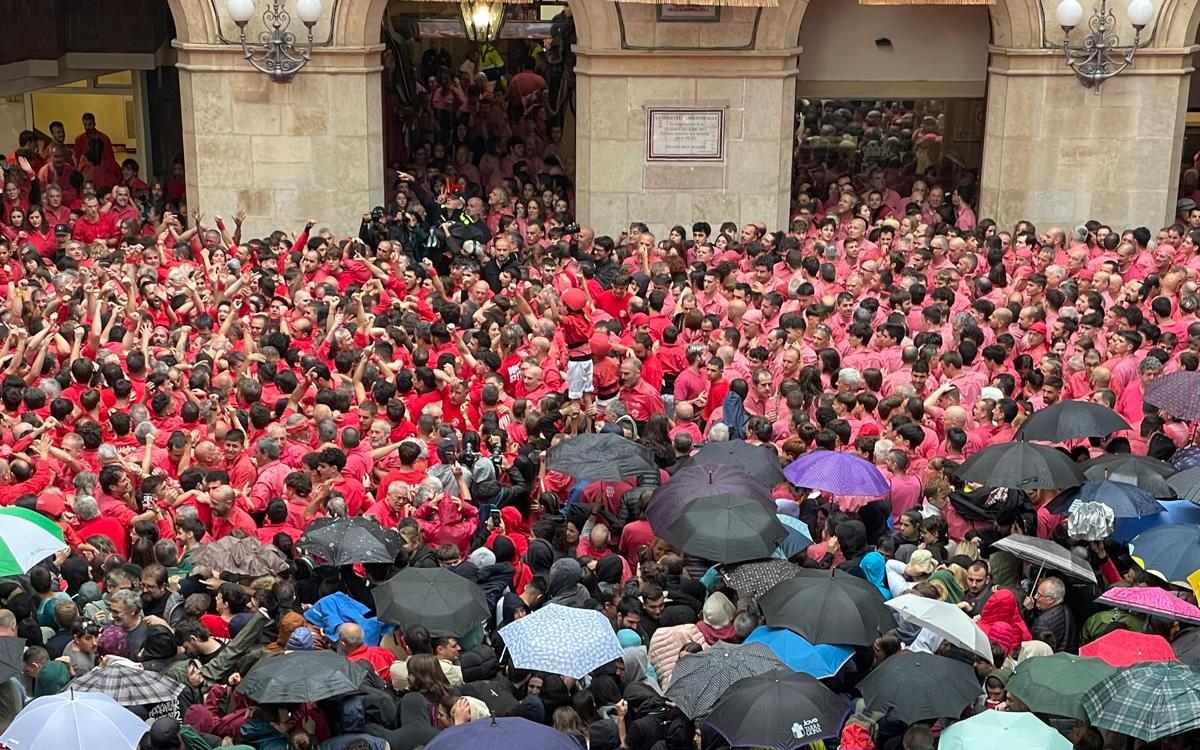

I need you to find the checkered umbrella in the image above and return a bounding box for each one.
[70,662,184,706]
[666,642,788,719]
[1145,371,1200,421]
[1082,662,1200,742]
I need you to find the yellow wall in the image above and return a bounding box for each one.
[31,91,136,151]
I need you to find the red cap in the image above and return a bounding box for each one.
[590,333,612,357]
[630,313,650,327]
[1030,321,1048,336]
[857,423,882,438]
[37,490,65,519]
[563,288,587,312]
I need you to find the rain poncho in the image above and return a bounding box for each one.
[860,551,892,601]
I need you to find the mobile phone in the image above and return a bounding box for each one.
[489,509,502,525]
[141,494,156,511]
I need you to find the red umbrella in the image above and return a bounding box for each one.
[1079,629,1176,668]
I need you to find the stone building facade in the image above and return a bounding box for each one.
[163,0,1200,237]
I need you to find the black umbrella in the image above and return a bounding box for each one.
[647,464,772,532]
[546,432,657,481]
[1168,466,1200,504]
[1084,454,1177,498]
[858,651,980,723]
[0,637,24,683]
[689,440,786,487]
[1172,628,1200,667]
[955,441,1084,490]
[238,650,367,704]
[298,517,403,567]
[758,570,896,647]
[705,670,850,748]
[1016,400,1130,442]
[657,493,786,564]
[373,567,489,637]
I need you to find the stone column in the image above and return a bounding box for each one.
[174,44,385,238]
[574,48,798,237]
[980,47,1194,230]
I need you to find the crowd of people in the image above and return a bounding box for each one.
[1,59,1200,750]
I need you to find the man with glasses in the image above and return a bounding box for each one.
[1023,577,1076,652]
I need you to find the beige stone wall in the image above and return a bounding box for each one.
[175,47,385,239]
[980,48,1192,230]
[575,50,797,238]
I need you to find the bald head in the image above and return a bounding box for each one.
[943,405,967,429]
[338,622,364,650]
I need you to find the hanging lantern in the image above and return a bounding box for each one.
[460,0,506,42]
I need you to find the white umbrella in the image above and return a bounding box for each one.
[0,690,149,749]
[886,594,993,661]
[994,534,1097,584]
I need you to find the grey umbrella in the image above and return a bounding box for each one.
[666,642,788,719]
[1083,454,1177,498]
[993,534,1097,583]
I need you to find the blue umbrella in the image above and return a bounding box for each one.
[743,626,853,679]
[784,450,889,496]
[1113,499,1200,543]
[773,514,813,559]
[498,603,623,679]
[1047,480,1165,518]
[426,717,581,750]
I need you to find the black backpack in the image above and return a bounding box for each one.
[949,485,1033,523]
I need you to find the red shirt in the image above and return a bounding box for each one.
[76,516,128,557]
[71,213,118,244]
[211,507,257,540]
[345,644,396,681]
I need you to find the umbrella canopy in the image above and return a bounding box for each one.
[373,567,489,637]
[782,450,889,497]
[546,432,656,482]
[1096,586,1200,626]
[1047,480,1165,518]
[1144,370,1200,421]
[992,534,1097,583]
[0,506,67,577]
[297,516,403,567]
[0,691,149,750]
[1173,627,1200,666]
[774,515,813,560]
[647,464,772,531]
[955,441,1084,491]
[1079,629,1176,667]
[705,670,850,749]
[666,642,788,719]
[70,663,184,706]
[0,636,24,684]
[425,717,582,750]
[1129,523,1200,584]
[656,493,786,564]
[1016,400,1130,442]
[690,440,786,487]
[758,570,896,647]
[885,594,992,660]
[190,536,289,577]
[1082,662,1200,742]
[721,559,802,600]
[1168,465,1200,504]
[238,650,366,704]
[859,651,980,723]
[1083,454,1177,498]
[742,626,853,679]
[497,603,623,679]
[1007,653,1117,720]
[938,710,1071,750]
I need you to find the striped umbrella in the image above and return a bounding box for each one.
[0,507,66,577]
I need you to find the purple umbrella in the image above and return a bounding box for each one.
[784,450,889,497]
[426,717,581,750]
[1145,371,1200,421]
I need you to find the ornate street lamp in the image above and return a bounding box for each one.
[1055,0,1155,87]
[459,0,507,43]
[226,0,324,83]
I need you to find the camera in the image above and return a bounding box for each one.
[459,449,480,469]
[562,222,580,235]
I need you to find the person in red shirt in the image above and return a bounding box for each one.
[207,485,257,540]
[338,622,395,681]
[73,113,121,191]
[315,447,366,516]
[617,357,664,422]
[71,195,118,247]
[256,499,305,544]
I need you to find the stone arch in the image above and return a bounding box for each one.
[759,0,1045,52]
[333,0,614,50]
[1158,0,1200,47]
